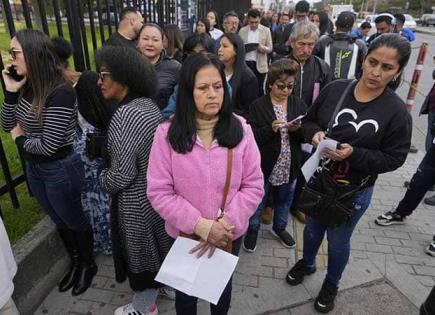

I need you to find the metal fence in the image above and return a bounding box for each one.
[1,0,181,71]
[0,0,251,214]
[0,0,185,214]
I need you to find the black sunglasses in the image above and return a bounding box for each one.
[275,82,294,91]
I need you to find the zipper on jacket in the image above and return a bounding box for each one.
[299,64,304,98]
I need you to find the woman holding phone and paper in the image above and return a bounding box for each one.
[244,59,307,253]
[147,53,263,315]
[286,34,412,313]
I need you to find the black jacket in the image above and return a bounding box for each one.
[155,54,182,109]
[290,54,332,106]
[280,22,295,56]
[103,32,137,50]
[313,33,367,80]
[273,24,289,57]
[230,66,259,119]
[248,94,307,182]
[420,83,435,137]
[303,79,412,186]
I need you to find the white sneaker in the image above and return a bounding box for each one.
[114,303,158,315]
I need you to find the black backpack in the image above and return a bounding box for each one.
[323,35,360,80]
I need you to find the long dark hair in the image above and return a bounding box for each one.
[316,12,330,35]
[196,18,211,35]
[168,53,243,153]
[15,29,64,119]
[207,10,220,29]
[182,33,214,61]
[366,33,411,88]
[163,24,184,58]
[220,33,246,105]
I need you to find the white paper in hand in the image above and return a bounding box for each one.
[155,237,239,305]
[301,138,338,182]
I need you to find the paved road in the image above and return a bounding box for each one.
[398,31,435,151]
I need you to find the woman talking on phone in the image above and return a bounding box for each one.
[243,59,307,253]
[1,29,96,296]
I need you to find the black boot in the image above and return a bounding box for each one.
[58,229,80,292]
[420,285,435,315]
[72,229,98,296]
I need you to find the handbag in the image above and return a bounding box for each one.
[85,132,107,160]
[296,80,369,228]
[181,149,233,253]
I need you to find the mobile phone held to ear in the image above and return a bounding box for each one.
[7,65,24,82]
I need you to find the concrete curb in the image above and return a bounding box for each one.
[415,28,435,35]
[12,216,68,315]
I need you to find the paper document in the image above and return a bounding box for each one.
[155,237,239,305]
[288,114,306,125]
[301,138,338,182]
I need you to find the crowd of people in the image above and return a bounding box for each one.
[1,1,434,315]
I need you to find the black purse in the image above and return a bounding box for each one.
[296,80,369,228]
[85,132,107,160]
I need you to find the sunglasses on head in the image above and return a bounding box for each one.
[8,48,22,60]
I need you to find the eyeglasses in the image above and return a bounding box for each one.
[275,82,294,91]
[98,71,112,82]
[8,48,22,60]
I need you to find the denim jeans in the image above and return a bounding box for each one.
[302,186,374,286]
[132,288,158,313]
[25,152,91,232]
[175,238,242,315]
[248,181,296,233]
[395,144,435,217]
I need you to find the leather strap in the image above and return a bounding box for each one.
[220,149,233,212]
[181,149,234,253]
[326,80,357,137]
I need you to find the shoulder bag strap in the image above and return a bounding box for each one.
[326,80,357,137]
[218,149,233,253]
[219,149,233,214]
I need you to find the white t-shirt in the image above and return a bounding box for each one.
[0,217,17,309]
[245,28,260,62]
[210,28,223,40]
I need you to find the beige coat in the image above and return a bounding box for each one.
[238,24,273,74]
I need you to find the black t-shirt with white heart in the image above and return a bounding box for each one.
[303,79,412,186]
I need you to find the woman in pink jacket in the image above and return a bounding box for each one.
[147,53,264,315]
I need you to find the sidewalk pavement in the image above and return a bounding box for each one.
[415,26,435,35]
[35,150,434,314]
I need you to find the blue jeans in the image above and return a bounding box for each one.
[175,238,242,315]
[396,144,435,217]
[25,153,91,232]
[248,181,296,233]
[302,186,374,286]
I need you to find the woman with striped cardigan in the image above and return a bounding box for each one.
[97,46,172,315]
